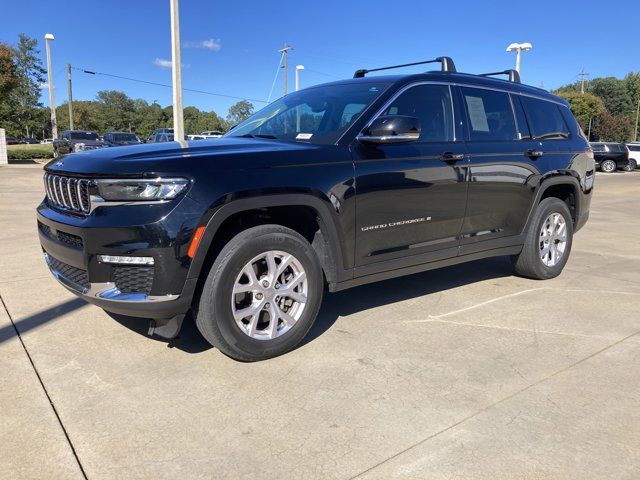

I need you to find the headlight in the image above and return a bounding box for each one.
[94,178,189,201]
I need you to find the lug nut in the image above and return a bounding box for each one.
[255,293,263,300]
[275,284,280,289]
[264,303,270,309]
[262,280,269,287]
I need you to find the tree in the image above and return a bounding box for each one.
[0,43,18,98]
[593,111,633,142]
[227,100,254,125]
[10,34,47,137]
[590,77,634,116]
[96,90,136,131]
[555,91,605,133]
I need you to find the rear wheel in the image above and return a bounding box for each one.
[623,159,637,172]
[196,225,323,361]
[511,198,573,280]
[600,159,617,173]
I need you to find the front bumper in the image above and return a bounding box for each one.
[37,201,200,319]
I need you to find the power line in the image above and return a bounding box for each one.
[71,66,268,104]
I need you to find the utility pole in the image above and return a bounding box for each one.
[169,0,185,142]
[44,33,57,139]
[634,98,640,142]
[279,43,293,96]
[578,69,589,94]
[67,64,74,130]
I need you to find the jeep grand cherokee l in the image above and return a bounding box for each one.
[37,57,594,361]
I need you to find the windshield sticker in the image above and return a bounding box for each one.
[465,96,490,132]
[296,133,313,140]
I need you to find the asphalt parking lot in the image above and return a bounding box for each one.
[1,163,639,480]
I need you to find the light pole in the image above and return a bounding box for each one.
[169,0,185,143]
[279,43,292,96]
[506,42,532,74]
[44,33,58,139]
[295,65,304,92]
[67,64,74,130]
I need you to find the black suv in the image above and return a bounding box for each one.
[53,130,107,157]
[103,132,142,147]
[37,58,594,361]
[590,142,630,172]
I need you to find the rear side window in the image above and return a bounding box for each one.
[629,145,640,152]
[382,84,453,142]
[521,97,569,140]
[461,87,517,141]
[591,144,606,152]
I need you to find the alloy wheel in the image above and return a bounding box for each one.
[539,212,568,267]
[231,250,308,340]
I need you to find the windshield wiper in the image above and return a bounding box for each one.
[239,133,277,139]
[535,132,569,140]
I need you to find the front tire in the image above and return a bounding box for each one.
[511,198,573,280]
[600,159,617,173]
[196,225,324,361]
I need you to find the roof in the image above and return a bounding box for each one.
[309,71,568,106]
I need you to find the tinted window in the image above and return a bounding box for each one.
[521,97,569,140]
[461,87,517,141]
[382,84,453,142]
[69,131,99,140]
[629,145,640,152]
[591,144,606,152]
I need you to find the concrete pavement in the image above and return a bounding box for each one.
[1,163,639,479]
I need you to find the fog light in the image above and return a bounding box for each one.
[98,255,154,265]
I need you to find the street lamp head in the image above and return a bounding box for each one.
[506,42,532,52]
[44,33,55,41]
[520,42,533,51]
[296,65,305,71]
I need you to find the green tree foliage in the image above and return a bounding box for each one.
[589,77,633,116]
[593,111,633,142]
[227,100,254,125]
[555,90,605,131]
[0,43,19,98]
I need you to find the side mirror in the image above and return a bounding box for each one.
[358,115,421,143]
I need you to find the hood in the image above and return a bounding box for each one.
[44,137,322,176]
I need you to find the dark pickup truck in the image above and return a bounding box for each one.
[38,57,594,361]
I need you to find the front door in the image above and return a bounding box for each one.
[352,83,467,275]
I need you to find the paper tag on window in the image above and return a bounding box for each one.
[296,133,313,140]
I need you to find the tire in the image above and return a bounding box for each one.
[196,224,324,361]
[600,159,617,173]
[623,159,637,172]
[511,198,573,280]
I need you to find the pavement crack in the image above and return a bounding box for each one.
[0,295,89,480]
[348,327,640,480]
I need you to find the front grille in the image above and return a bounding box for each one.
[47,254,90,290]
[44,173,91,214]
[113,266,154,295]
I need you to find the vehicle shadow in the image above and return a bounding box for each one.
[107,256,515,355]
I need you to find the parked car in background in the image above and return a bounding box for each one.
[590,142,630,172]
[41,138,53,144]
[5,136,19,145]
[200,130,224,138]
[187,135,206,140]
[103,132,142,147]
[20,137,39,144]
[53,130,108,157]
[147,128,174,143]
[627,143,640,170]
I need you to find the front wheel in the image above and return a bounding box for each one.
[196,225,324,361]
[623,159,637,172]
[511,198,574,280]
[600,159,617,173]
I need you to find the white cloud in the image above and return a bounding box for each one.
[39,82,50,89]
[154,58,173,68]
[185,38,222,52]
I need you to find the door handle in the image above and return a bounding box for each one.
[526,149,544,158]
[440,152,465,161]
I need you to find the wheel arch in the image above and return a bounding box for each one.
[186,194,348,293]
[522,175,582,234]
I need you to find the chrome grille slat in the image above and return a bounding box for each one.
[44,173,91,214]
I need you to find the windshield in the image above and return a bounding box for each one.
[70,132,99,141]
[113,133,138,142]
[225,82,390,144]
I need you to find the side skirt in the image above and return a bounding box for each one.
[329,245,522,292]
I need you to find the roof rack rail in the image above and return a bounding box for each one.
[479,69,521,84]
[353,56,456,78]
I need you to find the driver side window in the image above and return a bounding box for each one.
[382,84,453,142]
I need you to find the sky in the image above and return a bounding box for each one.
[2,0,639,117]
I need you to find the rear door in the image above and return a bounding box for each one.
[458,86,540,253]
